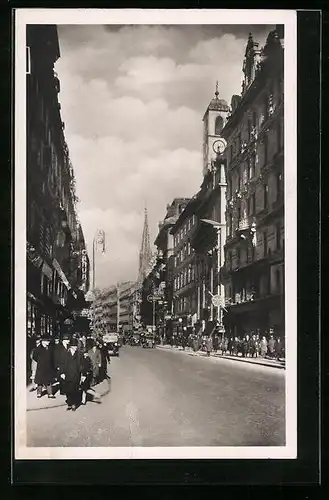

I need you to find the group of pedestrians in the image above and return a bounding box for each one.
[218,334,285,360]
[169,329,285,361]
[30,333,110,411]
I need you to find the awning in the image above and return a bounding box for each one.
[52,258,71,289]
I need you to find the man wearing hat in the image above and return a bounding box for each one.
[32,336,56,399]
[59,338,84,411]
[53,334,70,394]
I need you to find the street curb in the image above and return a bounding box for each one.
[156,345,285,370]
[26,378,111,412]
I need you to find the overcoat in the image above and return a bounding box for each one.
[53,343,69,372]
[33,345,56,385]
[61,349,84,389]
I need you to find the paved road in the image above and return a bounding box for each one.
[26,345,285,447]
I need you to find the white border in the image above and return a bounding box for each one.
[14,9,297,460]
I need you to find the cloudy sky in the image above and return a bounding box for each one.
[55,23,273,289]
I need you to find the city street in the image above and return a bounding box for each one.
[27,345,285,447]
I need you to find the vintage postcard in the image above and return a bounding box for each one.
[15,8,297,460]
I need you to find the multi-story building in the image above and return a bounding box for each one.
[171,200,198,334]
[26,25,89,351]
[94,282,135,334]
[153,198,190,340]
[220,27,284,339]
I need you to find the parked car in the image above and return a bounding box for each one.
[103,333,120,356]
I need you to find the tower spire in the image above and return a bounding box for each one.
[138,204,152,284]
[215,80,219,98]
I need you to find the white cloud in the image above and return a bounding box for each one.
[56,24,272,288]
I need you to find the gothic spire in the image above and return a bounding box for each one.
[215,80,219,98]
[138,204,152,284]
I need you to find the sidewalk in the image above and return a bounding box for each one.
[156,344,285,369]
[27,378,111,411]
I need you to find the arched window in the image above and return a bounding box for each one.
[215,115,224,135]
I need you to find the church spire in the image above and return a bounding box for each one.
[138,204,152,284]
[215,80,219,99]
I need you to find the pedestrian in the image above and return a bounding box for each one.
[274,337,283,360]
[213,334,219,353]
[222,336,228,356]
[260,335,267,357]
[53,334,70,394]
[206,335,213,357]
[80,350,93,405]
[235,337,241,356]
[268,333,276,358]
[96,338,109,382]
[87,339,102,386]
[228,337,233,356]
[59,338,84,411]
[32,336,56,399]
[29,336,41,392]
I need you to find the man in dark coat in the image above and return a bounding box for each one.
[87,339,102,386]
[32,337,56,398]
[53,335,70,394]
[59,338,84,411]
[96,338,109,382]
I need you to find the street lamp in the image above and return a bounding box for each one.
[200,219,225,330]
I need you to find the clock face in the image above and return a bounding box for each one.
[212,138,227,154]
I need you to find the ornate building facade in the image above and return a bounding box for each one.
[220,27,285,339]
[26,25,89,350]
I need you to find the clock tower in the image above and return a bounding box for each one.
[202,82,230,176]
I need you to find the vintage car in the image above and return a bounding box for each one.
[142,333,156,348]
[130,333,141,346]
[103,333,120,356]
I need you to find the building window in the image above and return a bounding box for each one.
[237,206,241,226]
[264,183,269,209]
[263,231,268,257]
[247,198,251,215]
[249,154,255,179]
[251,193,256,214]
[228,177,232,199]
[276,223,281,250]
[227,214,231,236]
[237,171,241,192]
[252,110,257,128]
[236,248,240,266]
[264,133,268,165]
[275,269,281,292]
[215,115,224,135]
[277,120,282,152]
[276,172,283,200]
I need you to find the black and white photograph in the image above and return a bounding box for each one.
[15,9,297,460]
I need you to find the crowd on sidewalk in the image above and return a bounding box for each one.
[29,333,110,411]
[167,327,285,361]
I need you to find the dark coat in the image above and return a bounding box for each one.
[80,354,93,390]
[53,344,69,372]
[33,345,56,385]
[61,349,84,385]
